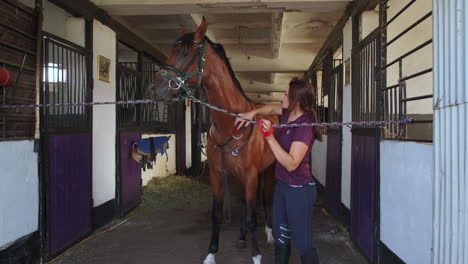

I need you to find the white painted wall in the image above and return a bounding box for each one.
[380,141,433,264]
[341,18,352,209]
[185,100,192,169]
[43,0,85,47]
[311,135,327,186]
[360,8,379,40]
[92,20,117,207]
[0,141,38,248]
[141,133,177,186]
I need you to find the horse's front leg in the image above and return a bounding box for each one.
[245,171,261,264]
[203,169,223,264]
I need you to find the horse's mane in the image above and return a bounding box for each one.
[175,33,253,103]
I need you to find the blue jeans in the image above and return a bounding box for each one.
[272,181,317,255]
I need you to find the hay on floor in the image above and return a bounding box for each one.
[140,175,212,209]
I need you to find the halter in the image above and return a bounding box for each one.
[158,39,207,96]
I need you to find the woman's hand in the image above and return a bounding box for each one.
[259,119,273,139]
[235,110,256,129]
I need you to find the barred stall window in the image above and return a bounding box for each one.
[313,70,327,123]
[140,56,173,133]
[117,42,139,130]
[310,55,332,133]
[117,64,139,129]
[352,29,379,128]
[310,51,342,134]
[117,42,174,133]
[330,47,343,126]
[380,0,433,142]
[42,33,90,133]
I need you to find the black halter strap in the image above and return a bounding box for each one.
[158,40,207,96]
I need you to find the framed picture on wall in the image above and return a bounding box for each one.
[98,55,111,83]
[344,58,351,85]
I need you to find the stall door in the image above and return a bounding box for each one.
[117,63,142,214]
[350,29,380,261]
[43,33,92,256]
[119,131,142,213]
[326,64,343,217]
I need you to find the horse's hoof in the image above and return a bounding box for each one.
[237,239,247,249]
[203,253,216,264]
[265,226,274,244]
[252,254,262,264]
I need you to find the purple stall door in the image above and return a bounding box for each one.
[120,131,142,213]
[351,133,377,261]
[48,134,92,254]
[325,130,342,217]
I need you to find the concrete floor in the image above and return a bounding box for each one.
[51,175,367,264]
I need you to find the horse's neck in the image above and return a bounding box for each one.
[203,56,251,133]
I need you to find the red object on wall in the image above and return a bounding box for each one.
[0,68,11,85]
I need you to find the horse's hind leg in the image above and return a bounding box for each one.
[203,170,224,264]
[237,198,248,249]
[262,166,276,245]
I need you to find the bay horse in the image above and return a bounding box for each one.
[149,18,279,264]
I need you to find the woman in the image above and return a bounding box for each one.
[235,78,322,264]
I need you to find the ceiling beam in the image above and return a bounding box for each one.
[190,14,217,41]
[307,0,374,73]
[149,38,323,45]
[268,73,275,84]
[95,1,350,15]
[94,0,350,5]
[49,0,167,62]
[270,12,283,58]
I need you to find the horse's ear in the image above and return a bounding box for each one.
[194,16,207,43]
[180,24,188,35]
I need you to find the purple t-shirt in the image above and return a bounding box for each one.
[275,109,315,185]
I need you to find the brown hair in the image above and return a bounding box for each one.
[287,78,323,141]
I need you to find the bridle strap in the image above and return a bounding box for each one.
[159,39,207,96]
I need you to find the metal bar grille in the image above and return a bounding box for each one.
[42,33,89,133]
[320,52,333,133]
[117,64,139,129]
[380,0,433,142]
[352,30,380,127]
[119,62,138,71]
[329,64,343,123]
[139,56,173,133]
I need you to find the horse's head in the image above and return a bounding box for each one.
[148,18,209,102]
